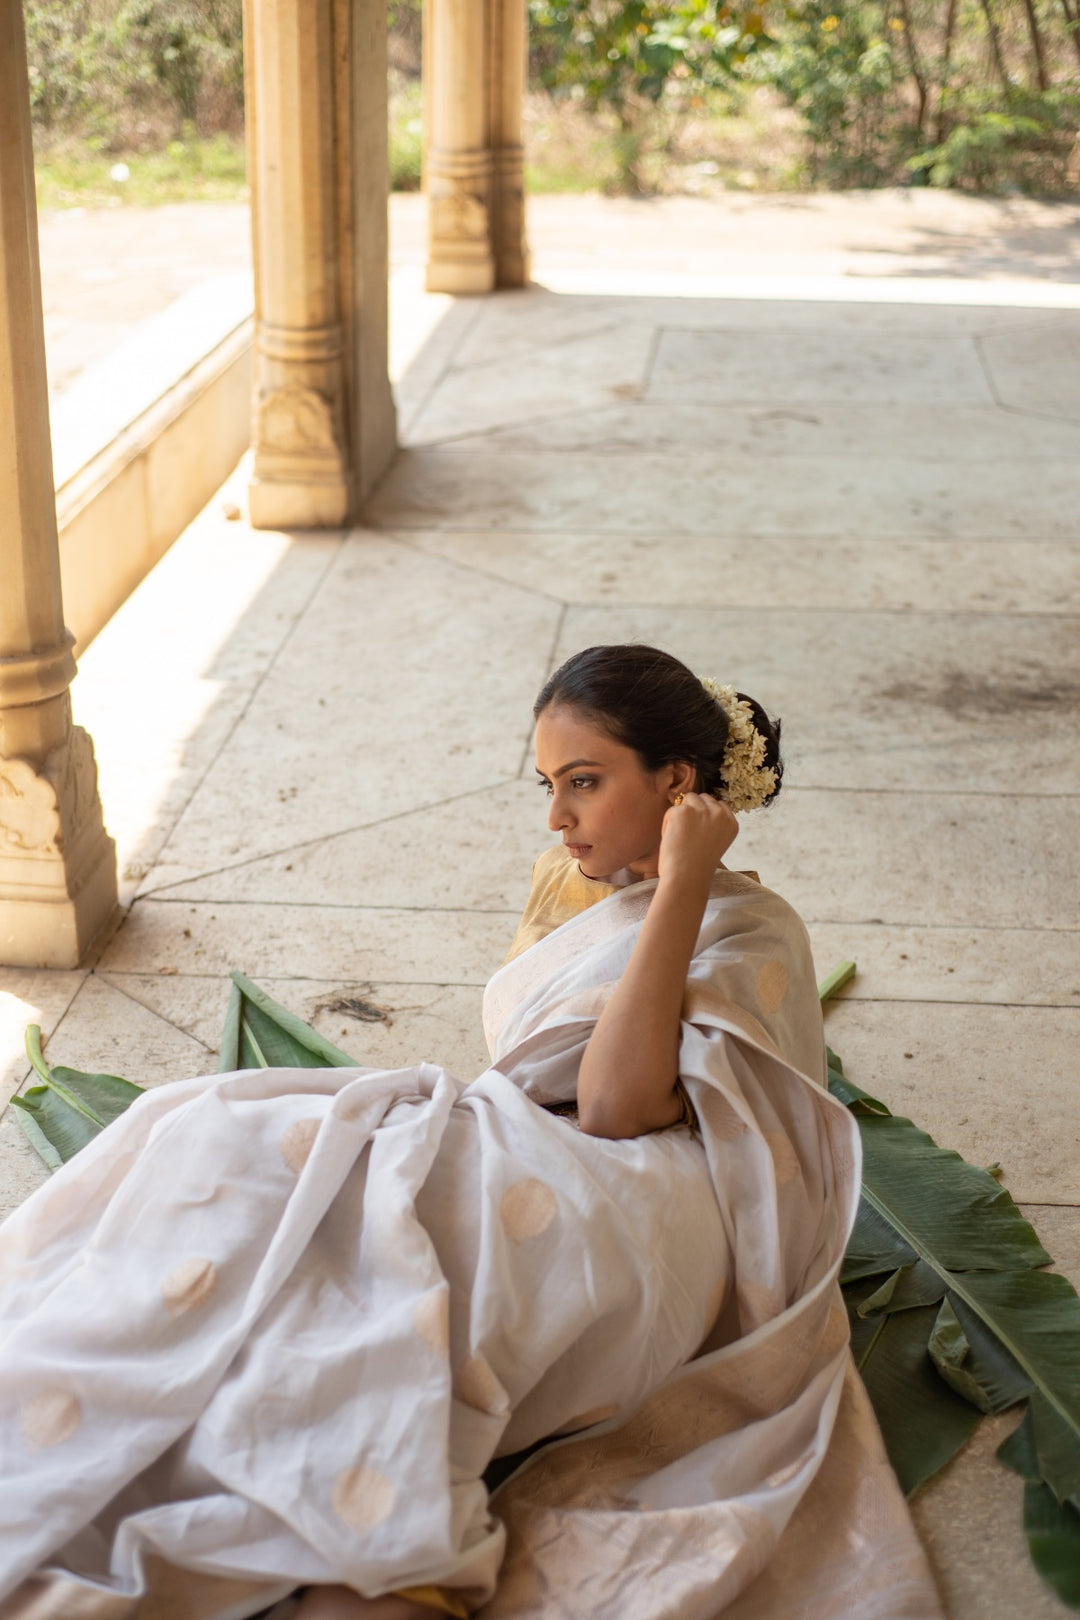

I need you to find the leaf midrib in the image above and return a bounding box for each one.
[860,1182,1078,1443]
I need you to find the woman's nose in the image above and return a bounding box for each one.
[547,792,573,833]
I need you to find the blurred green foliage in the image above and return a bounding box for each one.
[750,0,1080,192]
[529,0,773,187]
[24,0,1080,201]
[25,0,244,145]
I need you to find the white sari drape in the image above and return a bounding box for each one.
[0,871,942,1619]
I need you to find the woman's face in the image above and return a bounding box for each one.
[534,705,689,881]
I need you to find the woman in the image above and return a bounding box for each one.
[0,646,940,1620]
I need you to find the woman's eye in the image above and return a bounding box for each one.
[571,777,596,791]
[537,780,554,796]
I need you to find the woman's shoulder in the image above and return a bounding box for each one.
[706,868,814,956]
[504,845,620,963]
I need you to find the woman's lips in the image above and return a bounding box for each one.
[565,842,592,858]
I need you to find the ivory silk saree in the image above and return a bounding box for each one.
[0,864,942,1620]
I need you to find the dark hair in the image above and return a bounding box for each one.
[534,644,783,806]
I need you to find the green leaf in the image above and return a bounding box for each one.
[9,1099,63,1172]
[856,1260,946,1317]
[11,1026,145,1168]
[926,1294,1031,1415]
[1021,1480,1080,1607]
[12,976,362,1174]
[848,1294,980,1495]
[218,972,360,1072]
[818,959,856,1003]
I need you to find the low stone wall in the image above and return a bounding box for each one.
[51,275,254,651]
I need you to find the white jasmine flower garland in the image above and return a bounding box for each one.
[700,678,778,813]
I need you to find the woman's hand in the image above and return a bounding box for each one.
[657,793,739,891]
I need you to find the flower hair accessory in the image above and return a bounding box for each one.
[700,679,778,813]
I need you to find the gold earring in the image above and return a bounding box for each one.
[672,792,685,806]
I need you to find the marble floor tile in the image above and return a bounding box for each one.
[406,323,658,445]
[648,328,994,407]
[25,972,216,1092]
[99,974,491,1084]
[367,448,1080,540]
[149,779,550,914]
[450,292,637,368]
[0,1112,51,1222]
[145,533,560,887]
[583,296,1080,336]
[554,603,1080,794]
[727,788,1076,932]
[433,400,1080,463]
[1019,1204,1080,1286]
[981,318,1080,421]
[808,923,1080,1010]
[0,968,86,1108]
[912,1413,1069,1620]
[823,999,1080,1203]
[398,529,1080,615]
[73,471,342,900]
[100,900,514,987]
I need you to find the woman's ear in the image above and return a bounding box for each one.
[669,760,697,799]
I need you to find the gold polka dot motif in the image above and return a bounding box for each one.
[162,1258,219,1318]
[756,959,789,1016]
[454,1352,509,1417]
[413,1289,450,1358]
[280,1117,321,1175]
[332,1464,396,1534]
[764,1130,801,1186]
[21,1388,82,1450]
[500,1178,558,1244]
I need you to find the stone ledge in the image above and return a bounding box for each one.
[51,275,255,651]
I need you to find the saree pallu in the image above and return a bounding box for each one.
[0,871,942,1619]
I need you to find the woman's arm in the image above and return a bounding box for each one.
[577,796,738,1139]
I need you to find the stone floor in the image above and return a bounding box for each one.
[6,190,1080,1616]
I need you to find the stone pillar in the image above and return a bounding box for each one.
[245,0,352,528]
[486,0,529,288]
[244,0,396,526]
[0,0,117,967]
[333,0,398,502]
[424,0,496,294]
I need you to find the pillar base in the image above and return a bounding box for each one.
[0,837,118,969]
[495,246,530,289]
[0,727,118,968]
[248,475,350,530]
[425,256,496,295]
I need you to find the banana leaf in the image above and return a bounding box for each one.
[9,1024,145,1167]
[10,978,361,1172]
[821,1010,1080,1608]
[218,971,359,1071]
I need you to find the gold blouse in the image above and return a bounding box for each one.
[505,843,624,963]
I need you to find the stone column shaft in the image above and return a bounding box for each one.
[424,0,496,294]
[486,0,529,287]
[245,0,351,527]
[424,0,529,293]
[0,0,117,967]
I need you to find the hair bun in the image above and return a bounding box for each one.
[700,680,783,811]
